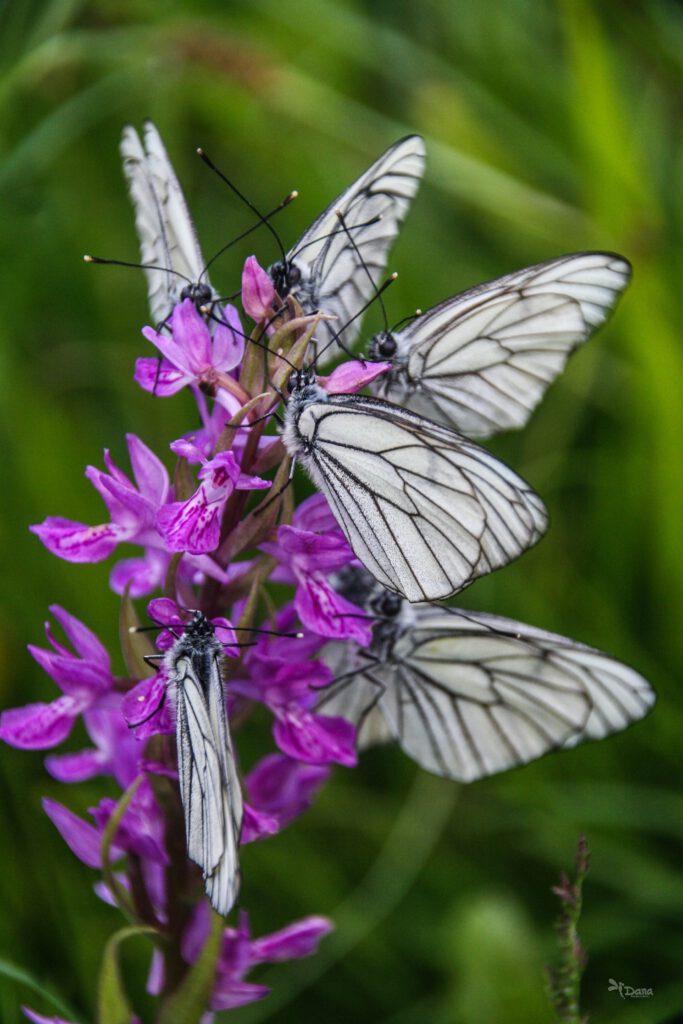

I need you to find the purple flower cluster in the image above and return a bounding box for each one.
[2,259,378,1017]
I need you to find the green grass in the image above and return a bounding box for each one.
[0,1,681,1021]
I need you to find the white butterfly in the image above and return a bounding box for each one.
[368,252,631,437]
[121,121,218,325]
[165,612,242,915]
[282,368,547,603]
[316,571,655,781]
[269,136,426,362]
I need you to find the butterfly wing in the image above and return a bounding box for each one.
[283,136,426,359]
[455,608,656,744]
[373,252,631,437]
[318,605,653,781]
[294,394,547,602]
[175,650,242,915]
[121,121,214,324]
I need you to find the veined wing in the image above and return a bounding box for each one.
[175,651,242,915]
[435,607,655,744]
[318,604,653,781]
[373,252,631,437]
[297,394,547,602]
[282,136,426,359]
[121,121,214,324]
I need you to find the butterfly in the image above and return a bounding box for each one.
[164,612,243,915]
[368,252,632,437]
[268,135,426,362]
[121,121,218,325]
[281,367,547,603]
[315,569,655,781]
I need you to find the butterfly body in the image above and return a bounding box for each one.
[166,611,242,916]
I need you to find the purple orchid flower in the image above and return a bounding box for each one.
[31,434,168,567]
[234,649,357,768]
[263,494,373,644]
[0,607,114,751]
[157,448,270,555]
[135,300,246,413]
[147,904,333,1012]
[245,753,329,829]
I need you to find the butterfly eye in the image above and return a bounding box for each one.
[287,264,302,287]
[373,591,402,618]
[286,373,297,394]
[376,333,397,358]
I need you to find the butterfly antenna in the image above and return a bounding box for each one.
[197,147,288,266]
[289,214,382,262]
[337,208,391,333]
[203,306,297,371]
[390,308,422,333]
[201,190,298,282]
[313,271,397,367]
[84,254,193,288]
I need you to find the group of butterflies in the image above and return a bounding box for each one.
[120,122,655,914]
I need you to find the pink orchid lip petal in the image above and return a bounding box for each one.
[318,359,391,394]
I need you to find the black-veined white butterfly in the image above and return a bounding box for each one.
[368,252,631,437]
[268,136,426,362]
[281,368,547,603]
[121,121,218,324]
[316,569,655,781]
[165,612,242,915]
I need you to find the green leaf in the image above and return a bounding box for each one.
[100,775,145,920]
[0,956,80,1021]
[156,910,224,1024]
[97,925,156,1024]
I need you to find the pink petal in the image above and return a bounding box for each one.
[250,916,334,962]
[242,256,276,321]
[45,748,105,782]
[134,356,191,395]
[0,696,80,749]
[22,1009,78,1024]
[274,709,357,767]
[48,606,110,669]
[245,753,329,827]
[27,646,111,697]
[241,803,280,844]
[318,359,391,394]
[122,676,173,738]
[30,518,122,563]
[170,299,214,370]
[211,982,271,1012]
[109,549,169,598]
[295,575,373,644]
[42,798,105,868]
[212,304,245,370]
[127,434,170,505]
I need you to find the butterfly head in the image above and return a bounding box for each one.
[369,589,403,620]
[180,281,214,309]
[285,366,325,399]
[368,330,398,361]
[268,258,315,305]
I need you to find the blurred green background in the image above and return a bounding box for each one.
[1,1,682,1021]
